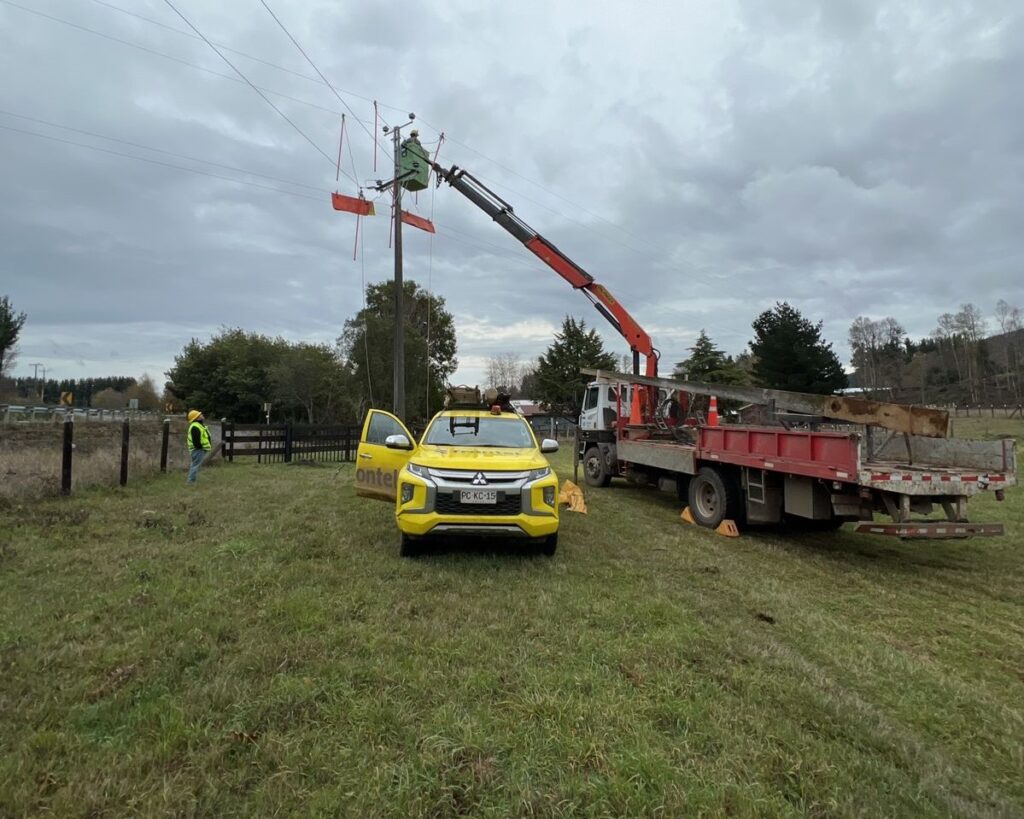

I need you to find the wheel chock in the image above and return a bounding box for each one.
[715,520,740,538]
[680,507,696,525]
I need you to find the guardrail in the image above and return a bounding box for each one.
[1,404,172,423]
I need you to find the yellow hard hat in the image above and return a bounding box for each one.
[187,410,202,423]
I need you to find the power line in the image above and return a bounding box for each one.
[0,1,362,126]
[85,0,409,117]
[0,122,323,201]
[161,0,342,175]
[0,109,324,193]
[257,0,388,160]
[0,117,539,257]
[13,0,691,265]
[10,0,698,279]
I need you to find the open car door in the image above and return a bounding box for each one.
[356,409,416,501]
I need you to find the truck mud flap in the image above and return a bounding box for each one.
[853,522,1005,539]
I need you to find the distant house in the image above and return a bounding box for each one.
[512,399,577,439]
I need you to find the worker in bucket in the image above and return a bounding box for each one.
[186,409,212,484]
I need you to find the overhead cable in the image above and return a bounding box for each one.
[258,0,388,160]
[161,0,341,173]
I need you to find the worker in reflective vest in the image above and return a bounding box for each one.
[186,409,212,484]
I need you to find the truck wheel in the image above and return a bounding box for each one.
[399,532,419,558]
[688,467,742,529]
[540,533,558,556]
[583,447,612,487]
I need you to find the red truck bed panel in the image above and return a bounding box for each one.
[698,426,860,481]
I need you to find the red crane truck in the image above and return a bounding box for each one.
[430,163,1017,538]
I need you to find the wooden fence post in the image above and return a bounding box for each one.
[284,422,293,463]
[160,419,170,473]
[61,418,74,495]
[120,419,130,486]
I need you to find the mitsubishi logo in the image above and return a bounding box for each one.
[471,472,488,486]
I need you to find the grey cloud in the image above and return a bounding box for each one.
[2,0,1022,387]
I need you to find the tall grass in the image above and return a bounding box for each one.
[0,450,1021,816]
[0,421,202,500]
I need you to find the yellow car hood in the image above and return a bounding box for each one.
[413,445,548,471]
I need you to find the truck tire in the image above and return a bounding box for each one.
[399,532,420,558]
[688,467,743,529]
[583,447,612,487]
[540,532,558,556]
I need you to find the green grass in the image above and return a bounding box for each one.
[1,453,1022,817]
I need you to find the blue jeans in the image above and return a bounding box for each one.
[187,448,206,483]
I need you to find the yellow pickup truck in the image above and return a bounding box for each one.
[355,401,561,557]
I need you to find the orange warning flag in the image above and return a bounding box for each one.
[331,193,375,216]
[400,211,436,233]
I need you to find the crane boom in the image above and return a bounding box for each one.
[431,164,659,378]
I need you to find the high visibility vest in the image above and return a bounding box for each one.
[187,421,211,451]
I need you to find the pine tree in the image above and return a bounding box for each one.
[673,330,748,384]
[750,303,847,394]
[534,316,617,419]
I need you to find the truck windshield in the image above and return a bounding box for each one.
[424,416,535,448]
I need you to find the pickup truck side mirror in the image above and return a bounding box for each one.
[384,434,413,450]
[540,438,559,453]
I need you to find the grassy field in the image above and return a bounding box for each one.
[1,436,1022,817]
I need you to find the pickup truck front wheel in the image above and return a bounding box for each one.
[540,533,558,556]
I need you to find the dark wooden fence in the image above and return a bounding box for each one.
[949,404,1023,418]
[222,422,360,464]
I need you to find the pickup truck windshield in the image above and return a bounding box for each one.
[424,416,535,448]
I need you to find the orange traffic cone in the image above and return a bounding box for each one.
[629,387,643,425]
[708,395,719,426]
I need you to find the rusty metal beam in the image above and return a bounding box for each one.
[581,369,951,438]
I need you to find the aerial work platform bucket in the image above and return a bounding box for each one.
[400,132,430,191]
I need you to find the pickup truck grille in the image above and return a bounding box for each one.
[435,492,522,516]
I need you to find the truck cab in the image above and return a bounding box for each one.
[579,382,628,431]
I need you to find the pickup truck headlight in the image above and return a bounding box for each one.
[528,467,551,481]
[406,462,429,478]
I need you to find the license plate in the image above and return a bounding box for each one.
[460,490,497,504]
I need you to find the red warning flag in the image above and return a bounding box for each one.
[400,210,436,233]
[331,193,375,216]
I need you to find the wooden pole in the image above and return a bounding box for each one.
[61,418,73,495]
[393,125,406,422]
[120,419,130,486]
[160,419,170,473]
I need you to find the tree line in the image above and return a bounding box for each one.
[484,302,848,418]
[848,301,1023,404]
[164,281,457,424]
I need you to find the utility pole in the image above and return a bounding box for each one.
[391,124,405,422]
[379,112,416,422]
[30,363,43,404]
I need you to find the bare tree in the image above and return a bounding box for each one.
[995,299,1022,400]
[849,316,904,394]
[954,303,988,401]
[935,312,962,386]
[486,352,526,393]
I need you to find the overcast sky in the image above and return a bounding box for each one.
[2,0,1022,391]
